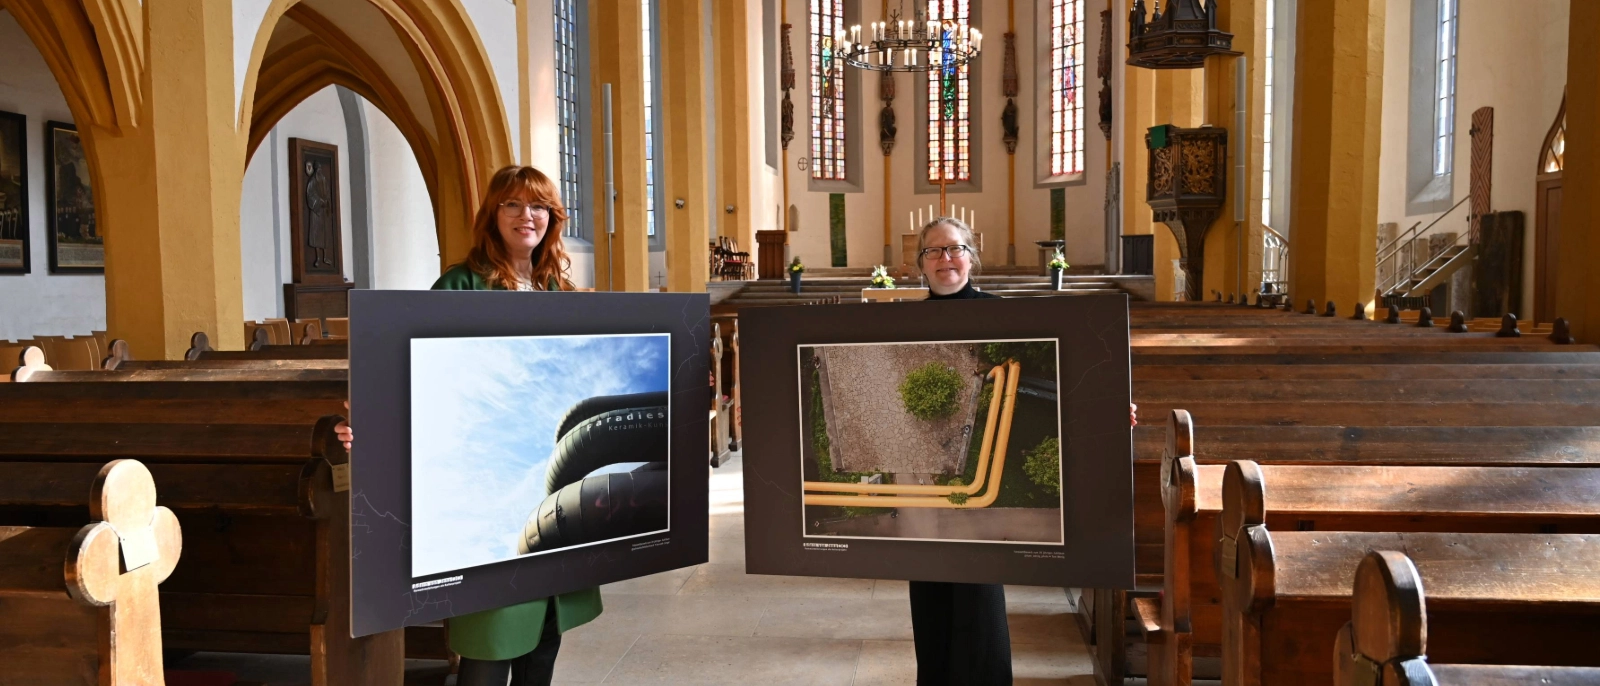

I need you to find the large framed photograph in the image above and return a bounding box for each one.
[349,290,709,637]
[45,121,101,273]
[0,111,27,274]
[741,295,1134,588]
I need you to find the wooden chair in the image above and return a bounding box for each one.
[717,237,751,281]
[324,317,350,338]
[40,337,99,371]
[298,320,324,344]
[0,459,183,685]
[264,318,293,346]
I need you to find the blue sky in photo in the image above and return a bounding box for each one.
[410,333,670,578]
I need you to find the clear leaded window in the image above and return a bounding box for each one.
[810,0,847,180]
[927,0,971,183]
[1049,0,1085,176]
[1261,0,1275,224]
[554,0,583,238]
[1433,0,1458,177]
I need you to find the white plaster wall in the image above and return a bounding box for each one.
[239,86,353,320]
[778,0,1109,270]
[463,0,523,160]
[0,10,106,341]
[233,0,275,121]
[365,100,442,290]
[1375,0,1568,316]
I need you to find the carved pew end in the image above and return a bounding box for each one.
[184,332,213,361]
[101,339,133,371]
[10,346,51,382]
[1350,303,1367,321]
[1551,317,1576,344]
[1323,301,1338,317]
[1282,296,1294,312]
[1448,311,1469,333]
[1416,307,1434,327]
[1304,299,1317,315]
[1385,303,1402,324]
[1496,313,1522,338]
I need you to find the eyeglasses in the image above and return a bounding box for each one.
[919,245,972,260]
[499,201,553,217]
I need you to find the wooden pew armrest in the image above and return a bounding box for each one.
[1131,596,1164,643]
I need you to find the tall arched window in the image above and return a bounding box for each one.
[927,0,972,183]
[1433,0,1458,177]
[1260,0,1275,225]
[1049,0,1085,176]
[554,0,586,238]
[810,0,847,180]
[642,0,659,237]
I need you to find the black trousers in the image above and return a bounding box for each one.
[456,601,564,686]
[909,581,1012,685]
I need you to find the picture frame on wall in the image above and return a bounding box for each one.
[45,120,102,274]
[0,110,28,274]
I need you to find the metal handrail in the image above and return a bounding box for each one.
[1260,225,1288,297]
[1376,195,1469,265]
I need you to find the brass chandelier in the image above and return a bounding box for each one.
[833,7,982,73]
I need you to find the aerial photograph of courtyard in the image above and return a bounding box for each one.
[797,339,1065,544]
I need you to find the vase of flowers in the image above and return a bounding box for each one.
[870,265,896,289]
[1048,251,1069,290]
[788,257,805,293]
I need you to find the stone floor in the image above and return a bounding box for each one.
[167,451,1098,685]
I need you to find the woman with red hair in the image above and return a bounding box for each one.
[336,166,593,684]
[434,166,593,686]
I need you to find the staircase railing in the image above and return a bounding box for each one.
[1375,195,1470,296]
[1261,225,1288,300]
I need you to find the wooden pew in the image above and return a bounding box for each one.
[1334,550,1600,686]
[0,368,404,685]
[0,459,182,685]
[1224,530,1600,685]
[1140,412,1600,686]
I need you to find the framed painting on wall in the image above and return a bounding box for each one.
[46,120,102,273]
[0,111,28,274]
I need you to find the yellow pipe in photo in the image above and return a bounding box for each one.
[802,360,1023,509]
[802,363,1008,496]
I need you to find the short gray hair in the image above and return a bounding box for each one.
[916,217,982,273]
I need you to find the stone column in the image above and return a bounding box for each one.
[662,0,712,292]
[1286,0,1384,312]
[713,0,758,258]
[1152,68,1204,300]
[589,0,652,291]
[1120,0,1162,296]
[1202,0,1267,304]
[96,0,245,358]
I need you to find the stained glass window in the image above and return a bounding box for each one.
[1049,0,1084,176]
[927,0,971,183]
[810,0,847,180]
[554,0,584,238]
[1434,0,1458,177]
[1261,0,1275,224]
[642,0,658,236]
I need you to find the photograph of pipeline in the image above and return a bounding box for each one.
[409,333,671,578]
[798,340,1064,544]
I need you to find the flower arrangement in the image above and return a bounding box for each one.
[1047,250,1069,272]
[789,257,805,274]
[870,265,896,289]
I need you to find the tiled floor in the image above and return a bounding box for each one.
[168,452,1098,685]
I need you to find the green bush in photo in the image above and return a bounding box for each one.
[1024,436,1062,496]
[899,362,964,421]
[946,477,969,505]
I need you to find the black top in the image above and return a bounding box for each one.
[925,280,1001,300]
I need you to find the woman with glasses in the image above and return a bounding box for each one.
[909,217,1135,685]
[337,166,593,686]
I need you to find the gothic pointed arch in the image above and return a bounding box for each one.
[1539,92,1566,175]
[0,0,142,134]
[240,0,514,268]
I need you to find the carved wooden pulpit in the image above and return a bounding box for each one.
[284,138,355,320]
[1146,125,1228,301]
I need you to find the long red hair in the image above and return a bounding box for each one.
[463,165,574,291]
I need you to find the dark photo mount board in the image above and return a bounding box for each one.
[348,290,710,637]
[740,294,1135,589]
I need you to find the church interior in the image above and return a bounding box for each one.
[2,0,1599,684]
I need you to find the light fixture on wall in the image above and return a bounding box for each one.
[831,4,982,74]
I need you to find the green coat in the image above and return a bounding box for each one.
[431,262,602,660]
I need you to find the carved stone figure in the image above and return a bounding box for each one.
[1002,99,1019,155]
